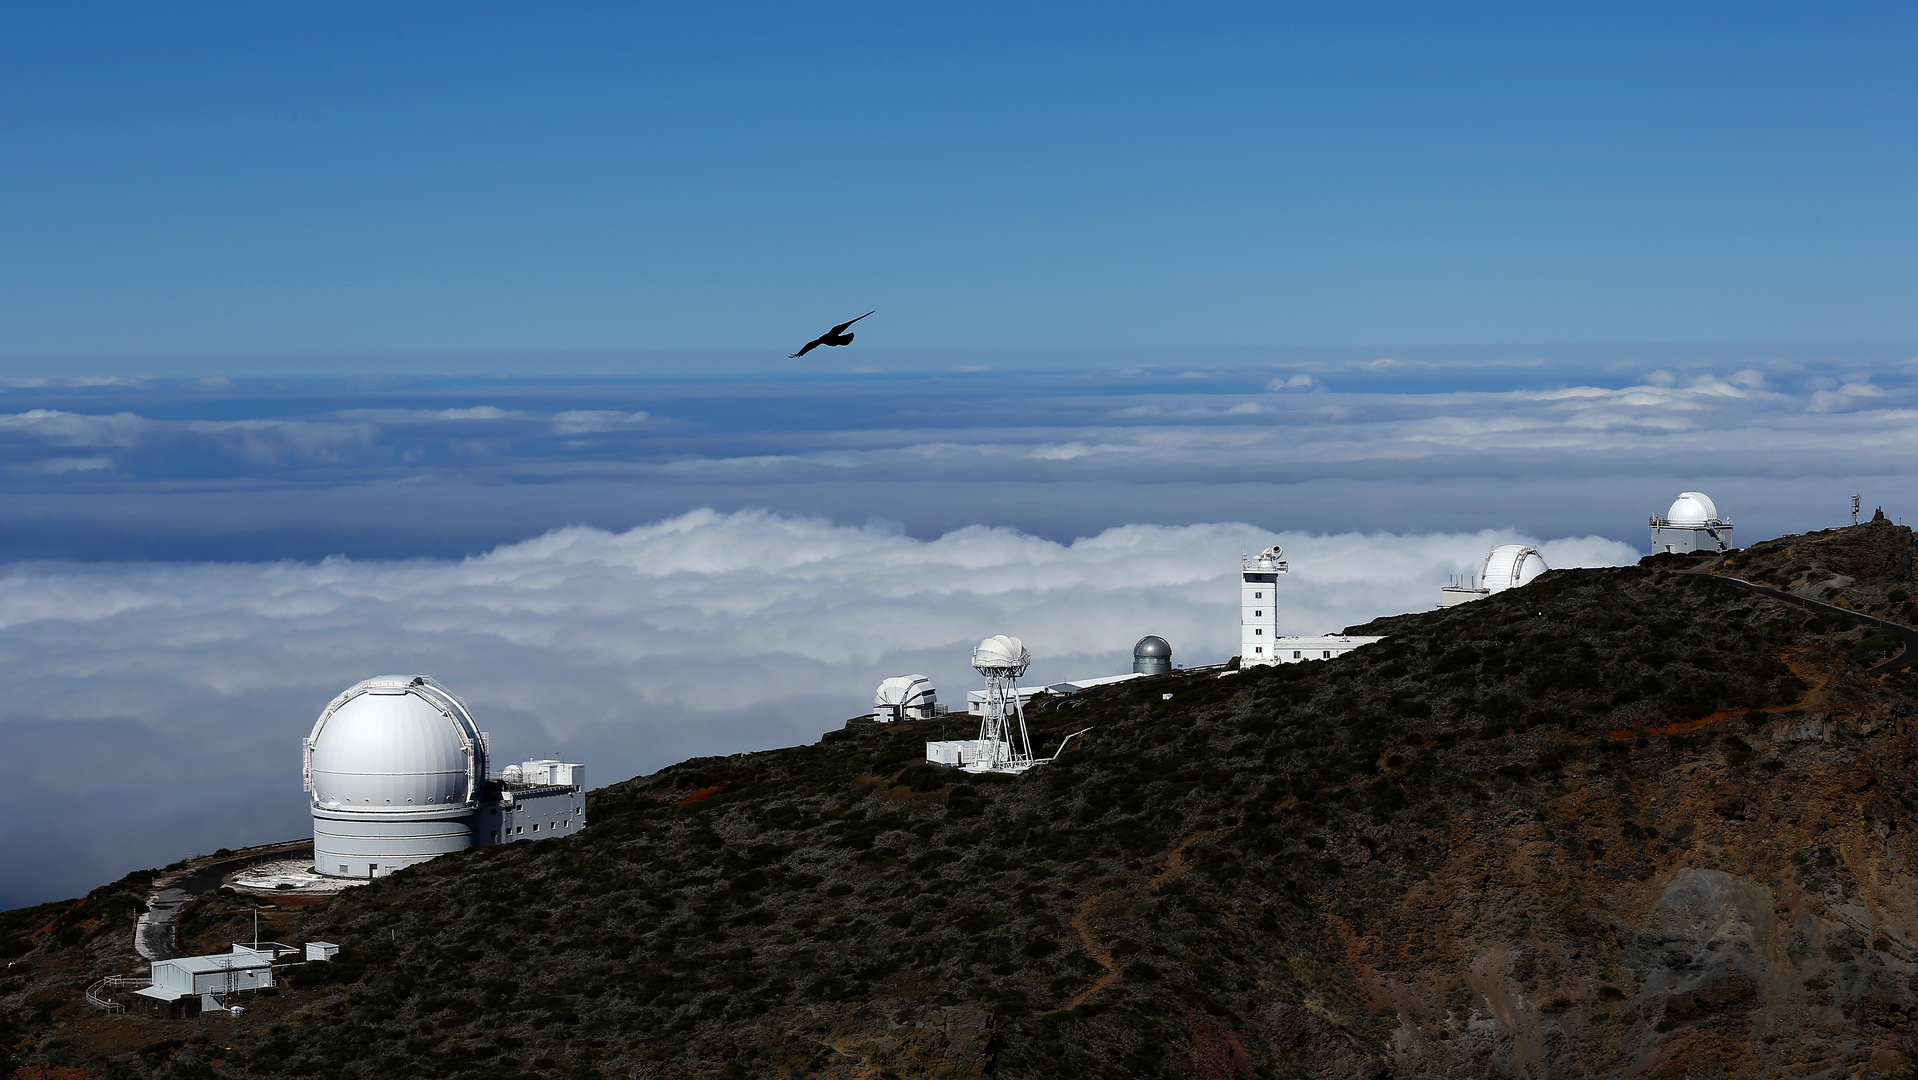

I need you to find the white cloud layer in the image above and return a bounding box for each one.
[0,508,1633,906]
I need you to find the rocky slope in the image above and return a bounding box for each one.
[7,522,1918,1079]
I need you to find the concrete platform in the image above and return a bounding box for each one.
[227,858,370,896]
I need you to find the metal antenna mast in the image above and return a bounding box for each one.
[1853,494,1862,526]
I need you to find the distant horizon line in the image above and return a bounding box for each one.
[1,340,1914,379]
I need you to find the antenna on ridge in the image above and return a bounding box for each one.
[1853,494,1862,526]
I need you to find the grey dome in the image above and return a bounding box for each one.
[1134,636,1172,658]
[1133,635,1172,674]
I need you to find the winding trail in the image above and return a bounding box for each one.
[1052,828,1218,1013]
[134,840,311,960]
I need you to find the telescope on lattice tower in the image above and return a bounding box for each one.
[972,634,1035,773]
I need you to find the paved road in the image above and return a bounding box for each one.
[1693,572,1918,676]
[133,840,311,960]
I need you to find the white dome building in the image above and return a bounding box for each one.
[1439,545,1550,607]
[304,675,585,879]
[972,634,1031,676]
[1481,545,1549,591]
[873,674,939,723]
[1651,491,1734,553]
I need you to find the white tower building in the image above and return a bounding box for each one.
[1438,544,1550,607]
[1650,491,1734,553]
[1239,544,1383,666]
[304,675,586,879]
[1240,545,1288,664]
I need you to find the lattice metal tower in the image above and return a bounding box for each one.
[972,635,1035,773]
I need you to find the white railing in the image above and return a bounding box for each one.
[85,974,152,1014]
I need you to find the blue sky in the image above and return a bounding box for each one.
[4,5,1918,907]
[3,3,1916,358]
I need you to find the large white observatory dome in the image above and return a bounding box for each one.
[307,676,484,809]
[305,675,489,879]
[1480,545,1549,592]
[1665,491,1720,526]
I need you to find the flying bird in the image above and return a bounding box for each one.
[789,311,873,358]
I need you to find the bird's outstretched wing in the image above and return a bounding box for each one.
[789,338,825,358]
[829,311,875,336]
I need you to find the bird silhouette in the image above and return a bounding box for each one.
[789,311,873,358]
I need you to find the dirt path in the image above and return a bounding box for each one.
[1052,828,1216,1013]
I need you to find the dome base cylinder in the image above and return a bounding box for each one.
[312,808,477,878]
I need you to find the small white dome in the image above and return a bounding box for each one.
[1666,491,1719,525]
[972,635,1030,676]
[1481,545,1549,592]
[307,676,484,811]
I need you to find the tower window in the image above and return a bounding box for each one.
[1255,592,1263,598]
[1254,647,1263,654]
[1293,651,1301,659]
[1255,628,1263,635]
[1255,610,1261,617]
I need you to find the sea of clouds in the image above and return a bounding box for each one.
[0,508,1631,907]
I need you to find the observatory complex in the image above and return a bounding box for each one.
[304,675,585,879]
[1240,545,1383,665]
[1438,544,1550,607]
[1651,491,1734,553]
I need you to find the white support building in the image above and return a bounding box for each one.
[305,675,585,879]
[130,940,338,1018]
[138,950,275,1005]
[1239,545,1384,666]
[1262,635,1384,663]
[1650,491,1734,553]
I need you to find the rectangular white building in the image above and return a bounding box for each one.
[136,952,275,1005]
[1258,634,1384,664]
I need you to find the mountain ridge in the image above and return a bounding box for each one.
[6,520,1918,1079]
